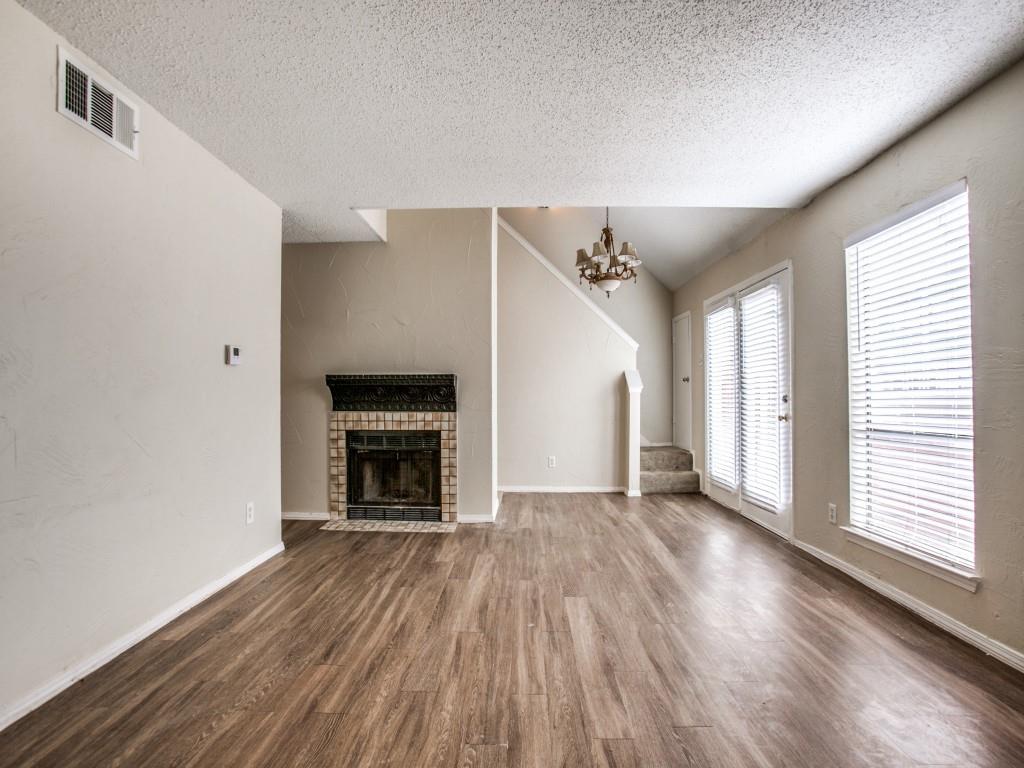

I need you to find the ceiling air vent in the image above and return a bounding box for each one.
[57,48,139,159]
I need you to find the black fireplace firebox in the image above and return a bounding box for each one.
[346,430,442,521]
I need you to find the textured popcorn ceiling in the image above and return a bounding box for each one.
[20,0,1024,243]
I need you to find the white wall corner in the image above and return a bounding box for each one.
[354,208,387,241]
[624,370,643,496]
[489,207,499,522]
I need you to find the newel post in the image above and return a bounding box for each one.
[623,370,643,497]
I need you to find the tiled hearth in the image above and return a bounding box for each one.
[325,374,458,523]
[320,517,458,535]
[329,410,457,521]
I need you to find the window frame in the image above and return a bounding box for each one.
[843,179,978,583]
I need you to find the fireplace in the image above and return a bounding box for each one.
[347,430,441,521]
[325,374,457,522]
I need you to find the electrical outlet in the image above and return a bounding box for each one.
[828,503,837,524]
[246,501,255,525]
[547,455,557,469]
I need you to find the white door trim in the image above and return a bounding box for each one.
[672,310,692,451]
[702,259,793,310]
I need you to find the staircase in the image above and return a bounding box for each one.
[640,446,700,494]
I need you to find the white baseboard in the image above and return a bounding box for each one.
[0,541,285,733]
[625,489,642,497]
[458,514,496,524]
[498,485,626,493]
[791,539,1024,675]
[644,442,674,447]
[282,512,330,520]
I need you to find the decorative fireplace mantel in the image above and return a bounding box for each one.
[326,374,457,522]
[325,374,457,412]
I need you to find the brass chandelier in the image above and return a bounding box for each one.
[575,207,642,297]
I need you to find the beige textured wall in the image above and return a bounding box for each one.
[674,61,1024,655]
[0,0,283,720]
[499,208,674,444]
[498,228,635,489]
[281,209,496,521]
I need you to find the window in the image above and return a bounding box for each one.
[705,301,738,489]
[845,181,975,571]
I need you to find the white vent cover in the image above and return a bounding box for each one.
[57,48,139,158]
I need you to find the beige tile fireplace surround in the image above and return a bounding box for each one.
[329,410,457,521]
[325,373,459,523]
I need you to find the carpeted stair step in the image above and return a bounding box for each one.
[640,446,693,472]
[640,469,701,494]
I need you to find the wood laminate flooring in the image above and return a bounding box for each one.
[2,493,1023,767]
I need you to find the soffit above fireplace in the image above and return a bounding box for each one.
[325,374,457,412]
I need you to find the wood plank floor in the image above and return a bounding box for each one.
[2,493,1023,767]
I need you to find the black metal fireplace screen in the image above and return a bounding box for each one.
[346,430,442,521]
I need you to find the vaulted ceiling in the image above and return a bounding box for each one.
[20,1,1024,243]
[581,207,790,290]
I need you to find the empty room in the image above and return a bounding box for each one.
[1,1,1023,766]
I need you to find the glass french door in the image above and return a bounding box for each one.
[705,269,792,537]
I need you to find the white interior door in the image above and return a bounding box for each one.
[672,313,692,450]
[704,268,792,538]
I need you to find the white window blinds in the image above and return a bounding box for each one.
[845,182,975,570]
[705,302,738,489]
[740,280,784,511]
